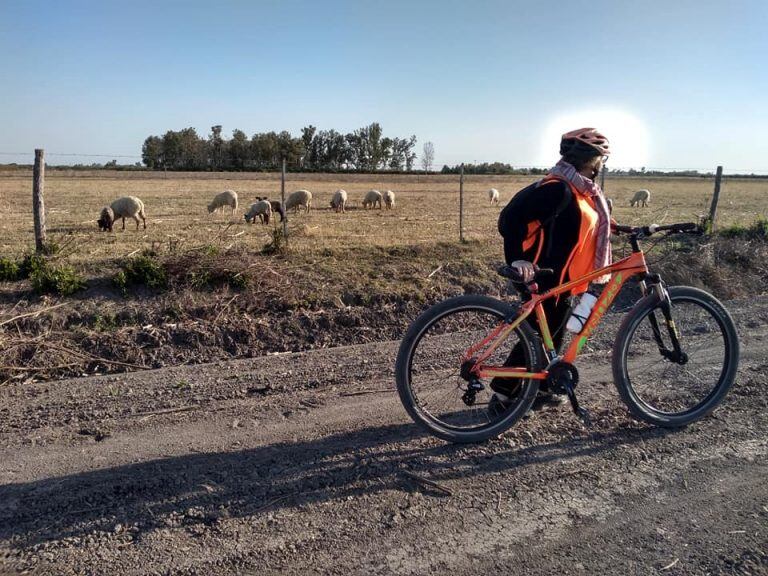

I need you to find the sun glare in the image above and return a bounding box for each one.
[538,109,650,169]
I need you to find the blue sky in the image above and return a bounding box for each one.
[1,0,766,170]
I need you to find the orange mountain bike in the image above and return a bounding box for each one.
[395,223,740,443]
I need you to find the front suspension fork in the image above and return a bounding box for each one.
[644,282,687,364]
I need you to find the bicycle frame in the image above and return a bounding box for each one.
[464,250,650,380]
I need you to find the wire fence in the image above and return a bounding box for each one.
[1,149,766,260]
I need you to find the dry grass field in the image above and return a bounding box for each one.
[0,170,766,264]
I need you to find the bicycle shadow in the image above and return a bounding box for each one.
[0,420,675,549]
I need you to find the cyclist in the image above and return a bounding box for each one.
[492,127,613,413]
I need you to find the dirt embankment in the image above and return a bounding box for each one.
[2,235,766,386]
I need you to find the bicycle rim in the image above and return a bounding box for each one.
[622,293,733,418]
[404,302,536,435]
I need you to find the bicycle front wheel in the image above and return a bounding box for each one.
[395,294,542,443]
[612,286,739,427]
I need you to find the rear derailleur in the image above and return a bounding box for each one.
[460,359,484,406]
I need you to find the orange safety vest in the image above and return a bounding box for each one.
[522,177,599,295]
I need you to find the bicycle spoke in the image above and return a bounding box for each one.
[403,301,535,433]
[621,293,732,419]
[420,383,461,412]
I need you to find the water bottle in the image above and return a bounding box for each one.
[566,290,599,333]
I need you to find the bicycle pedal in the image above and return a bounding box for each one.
[576,407,593,428]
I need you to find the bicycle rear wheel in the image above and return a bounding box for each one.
[395,294,542,443]
[612,286,739,427]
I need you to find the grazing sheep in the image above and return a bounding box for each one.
[256,197,285,222]
[383,190,396,209]
[97,196,146,232]
[285,189,312,213]
[97,206,114,231]
[244,200,272,224]
[208,190,238,215]
[330,189,348,213]
[362,189,383,210]
[488,188,500,205]
[630,189,651,207]
[606,197,614,214]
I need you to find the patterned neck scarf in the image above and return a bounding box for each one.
[547,159,612,283]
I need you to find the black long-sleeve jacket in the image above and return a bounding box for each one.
[498,179,582,292]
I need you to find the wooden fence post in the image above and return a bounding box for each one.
[708,165,723,232]
[459,163,465,242]
[281,158,288,242]
[33,149,46,253]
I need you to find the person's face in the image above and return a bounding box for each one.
[594,155,608,179]
[580,155,605,180]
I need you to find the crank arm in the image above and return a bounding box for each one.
[563,381,592,427]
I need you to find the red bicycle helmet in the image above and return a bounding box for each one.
[560,127,610,156]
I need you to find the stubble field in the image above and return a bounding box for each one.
[1,170,766,266]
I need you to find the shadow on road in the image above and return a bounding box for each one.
[0,420,673,548]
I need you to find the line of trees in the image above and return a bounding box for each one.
[141,123,420,172]
[440,162,549,175]
[439,163,724,178]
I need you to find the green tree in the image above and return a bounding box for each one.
[251,132,279,169]
[142,136,163,168]
[390,135,417,171]
[277,130,305,167]
[208,125,225,171]
[365,123,388,169]
[319,129,349,169]
[301,125,317,168]
[161,130,183,169]
[177,127,205,170]
[228,129,250,170]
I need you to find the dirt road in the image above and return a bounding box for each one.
[1,297,767,575]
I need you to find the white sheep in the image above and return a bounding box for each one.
[383,190,396,209]
[285,189,312,213]
[330,189,348,213]
[606,197,614,213]
[630,189,651,207]
[97,196,146,232]
[208,190,238,215]
[362,189,383,210]
[488,188,500,205]
[244,200,272,225]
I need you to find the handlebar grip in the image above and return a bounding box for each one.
[497,265,554,283]
[497,265,523,281]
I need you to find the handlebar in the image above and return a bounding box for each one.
[497,264,553,283]
[613,222,701,237]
